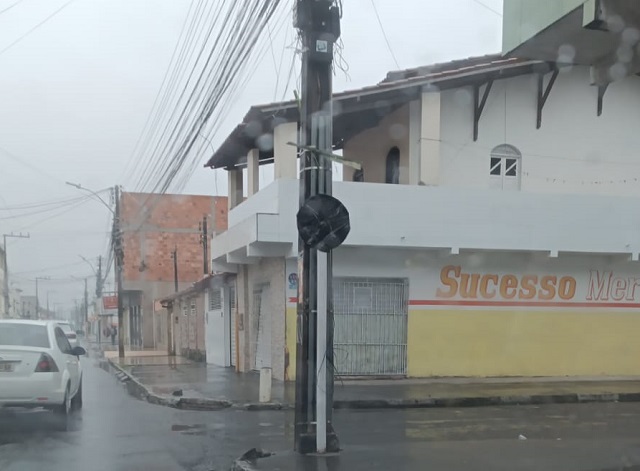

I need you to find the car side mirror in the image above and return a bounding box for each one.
[71,346,86,357]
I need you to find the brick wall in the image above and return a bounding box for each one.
[121,192,227,284]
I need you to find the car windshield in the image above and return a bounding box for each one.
[0,324,50,348]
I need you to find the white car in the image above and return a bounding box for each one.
[0,320,84,416]
[56,321,79,348]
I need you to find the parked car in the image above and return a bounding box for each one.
[0,320,85,416]
[56,321,79,349]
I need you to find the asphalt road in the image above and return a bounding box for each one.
[3,359,640,471]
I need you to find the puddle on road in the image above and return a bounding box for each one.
[171,423,208,436]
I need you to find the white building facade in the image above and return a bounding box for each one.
[207,55,640,381]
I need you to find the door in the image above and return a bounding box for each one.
[252,283,271,370]
[205,287,226,366]
[54,327,80,394]
[333,278,408,376]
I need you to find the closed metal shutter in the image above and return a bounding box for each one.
[333,277,408,376]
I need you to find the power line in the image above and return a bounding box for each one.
[0,0,25,16]
[121,0,197,183]
[370,0,400,69]
[0,144,65,185]
[0,0,75,58]
[471,0,503,17]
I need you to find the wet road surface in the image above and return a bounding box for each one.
[3,358,640,470]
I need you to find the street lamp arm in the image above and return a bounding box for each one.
[65,182,115,215]
[79,255,97,275]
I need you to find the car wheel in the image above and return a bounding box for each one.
[71,379,83,410]
[55,383,71,416]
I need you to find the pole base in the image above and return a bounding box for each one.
[296,429,340,454]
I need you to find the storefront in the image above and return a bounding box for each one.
[284,248,640,380]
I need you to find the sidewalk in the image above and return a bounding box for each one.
[99,351,640,411]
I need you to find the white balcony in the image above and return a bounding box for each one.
[211,178,640,265]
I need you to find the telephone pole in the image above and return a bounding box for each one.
[294,0,341,454]
[113,185,125,359]
[200,216,209,275]
[3,232,30,317]
[172,246,178,292]
[84,277,89,326]
[96,256,103,298]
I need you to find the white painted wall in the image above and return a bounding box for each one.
[214,178,640,260]
[440,66,640,196]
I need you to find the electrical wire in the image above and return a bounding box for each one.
[134,0,287,197]
[471,0,503,17]
[0,0,75,58]
[0,144,65,186]
[0,190,108,212]
[370,0,400,69]
[0,0,24,16]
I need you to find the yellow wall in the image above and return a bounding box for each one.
[408,309,640,377]
[285,307,297,381]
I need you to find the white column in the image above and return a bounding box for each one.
[247,149,260,196]
[420,92,441,186]
[227,168,243,211]
[409,99,422,185]
[274,122,298,180]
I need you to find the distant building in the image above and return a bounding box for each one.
[120,192,227,349]
[20,295,37,320]
[8,287,22,319]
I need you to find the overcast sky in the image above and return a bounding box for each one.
[0,0,502,311]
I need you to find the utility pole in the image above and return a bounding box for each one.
[114,185,125,359]
[84,278,89,327]
[294,0,341,454]
[172,246,178,292]
[3,232,30,318]
[96,256,103,298]
[35,276,49,320]
[200,216,209,275]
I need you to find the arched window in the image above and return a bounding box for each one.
[490,144,521,191]
[385,147,400,184]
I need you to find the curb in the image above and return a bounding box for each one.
[104,359,640,412]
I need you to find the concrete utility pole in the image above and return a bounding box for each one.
[294,0,341,454]
[172,246,179,292]
[84,278,88,326]
[200,216,209,275]
[34,276,49,320]
[3,232,30,317]
[113,185,125,359]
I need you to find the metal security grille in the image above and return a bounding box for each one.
[252,283,271,370]
[333,278,408,376]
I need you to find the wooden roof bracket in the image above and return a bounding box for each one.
[473,80,494,141]
[597,83,609,117]
[536,68,559,129]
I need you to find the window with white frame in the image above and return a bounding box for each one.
[489,144,521,191]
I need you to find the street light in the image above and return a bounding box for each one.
[65,182,115,215]
[79,255,97,275]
